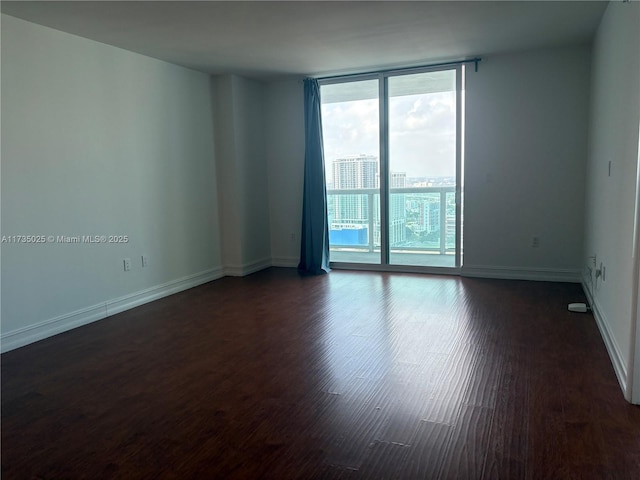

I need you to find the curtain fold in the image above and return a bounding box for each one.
[298,78,331,275]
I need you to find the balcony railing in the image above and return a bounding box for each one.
[327,186,456,257]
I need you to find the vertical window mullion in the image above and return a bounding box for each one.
[455,65,463,268]
[379,74,390,266]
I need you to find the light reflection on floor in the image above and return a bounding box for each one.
[316,271,479,461]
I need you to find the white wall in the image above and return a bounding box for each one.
[0,13,613,357]
[583,2,640,399]
[463,45,591,281]
[1,14,222,351]
[212,76,244,270]
[265,80,305,267]
[264,47,592,279]
[212,75,271,275]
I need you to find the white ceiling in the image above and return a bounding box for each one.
[1,1,609,81]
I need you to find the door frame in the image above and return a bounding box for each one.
[319,64,463,274]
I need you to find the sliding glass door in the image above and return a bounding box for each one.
[387,70,458,267]
[321,66,461,270]
[321,79,381,265]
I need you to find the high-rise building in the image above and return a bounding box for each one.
[333,154,378,189]
[330,154,406,248]
[418,199,441,233]
[332,154,377,228]
[388,172,407,246]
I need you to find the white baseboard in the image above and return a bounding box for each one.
[1,303,109,355]
[271,256,299,268]
[105,267,224,316]
[461,265,581,283]
[0,267,224,353]
[223,257,272,277]
[582,279,629,399]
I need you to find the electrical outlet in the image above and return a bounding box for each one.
[142,255,148,267]
[290,232,296,242]
[531,236,540,248]
[123,258,131,271]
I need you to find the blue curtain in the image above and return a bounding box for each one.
[298,78,331,275]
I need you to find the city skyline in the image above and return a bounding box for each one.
[321,74,457,255]
[321,90,456,180]
[326,153,456,189]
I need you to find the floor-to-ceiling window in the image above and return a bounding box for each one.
[321,79,381,265]
[321,66,462,271]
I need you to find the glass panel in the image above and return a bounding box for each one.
[387,70,457,267]
[321,80,381,264]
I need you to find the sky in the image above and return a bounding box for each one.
[321,90,456,183]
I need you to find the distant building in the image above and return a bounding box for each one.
[388,172,407,246]
[418,200,441,233]
[333,154,378,190]
[330,154,406,248]
[332,155,377,232]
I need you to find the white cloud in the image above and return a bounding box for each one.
[322,90,457,180]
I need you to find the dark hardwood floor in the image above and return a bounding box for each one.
[2,268,640,479]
